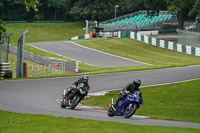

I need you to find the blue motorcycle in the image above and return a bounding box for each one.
[107,91,143,118]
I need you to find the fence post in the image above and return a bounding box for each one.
[16,30,28,78]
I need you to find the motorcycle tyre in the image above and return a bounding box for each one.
[60,99,67,108]
[107,107,115,117]
[69,94,83,110]
[124,103,138,118]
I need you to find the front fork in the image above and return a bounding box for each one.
[111,98,116,111]
[62,89,69,100]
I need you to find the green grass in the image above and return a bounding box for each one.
[0,110,199,133]
[5,22,85,43]
[83,79,200,123]
[4,23,200,78]
[77,38,200,66]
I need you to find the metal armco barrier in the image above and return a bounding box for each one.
[0,63,11,79]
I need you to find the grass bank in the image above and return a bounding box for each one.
[5,22,85,43]
[0,110,199,133]
[77,38,200,66]
[83,79,200,123]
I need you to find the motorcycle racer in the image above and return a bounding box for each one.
[65,76,90,100]
[113,79,143,107]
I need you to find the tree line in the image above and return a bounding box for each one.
[0,0,200,27]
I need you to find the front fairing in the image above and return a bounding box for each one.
[114,98,131,116]
[114,92,141,116]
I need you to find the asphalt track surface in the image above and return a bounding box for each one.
[0,65,200,129]
[28,41,149,67]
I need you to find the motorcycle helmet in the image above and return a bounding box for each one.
[133,79,141,88]
[81,76,89,83]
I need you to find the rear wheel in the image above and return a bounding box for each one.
[107,107,115,117]
[124,103,138,118]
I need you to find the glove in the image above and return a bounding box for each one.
[71,85,76,89]
[124,90,130,94]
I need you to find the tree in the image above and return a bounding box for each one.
[141,0,167,18]
[69,0,118,20]
[189,0,200,18]
[165,0,195,29]
[47,0,68,20]
[117,0,144,15]
[0,0,27,21]
[142,0,166,10]
[25,0,39,11]
[0,19,6,37]
[69,0,146,21]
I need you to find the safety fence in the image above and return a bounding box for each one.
[130,31,200,56]
[178,30,200,48]
[1,43,78,77]
[0,42,8,63]
[0,32,13,63]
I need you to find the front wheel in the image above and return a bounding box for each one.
[124,103,138,118]
[107,107,115,117]
[60,99,67,108]
[69,94,82,110]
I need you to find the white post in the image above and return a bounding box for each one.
[13,62,15,76]
[115,5,119,29]
[86,20,88,34]
[95,21,98,27]
[49,64,51,76]
[32,66,34,77]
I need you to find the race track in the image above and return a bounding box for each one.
[0,65,200,129]
[28,41,149,67]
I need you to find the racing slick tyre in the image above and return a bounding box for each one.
[60,99,67,108]
[69,94,82,110]
[107,107,115,117]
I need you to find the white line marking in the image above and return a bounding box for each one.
[27,43,96,67]
[141,78,200,88]
[88,78,200,96]
[67,41,151,65]
[56,97,62,104]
